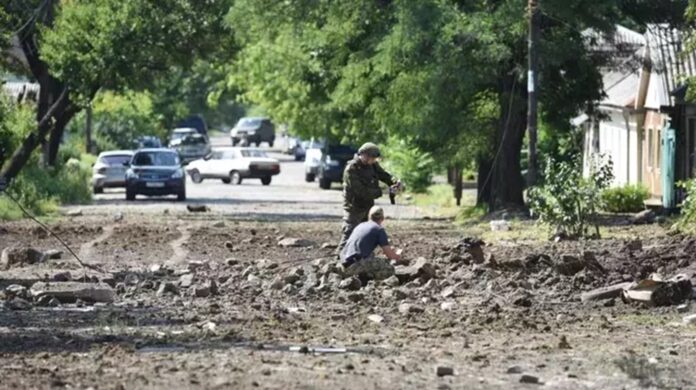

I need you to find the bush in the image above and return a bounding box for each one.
[676,179,696,232]
[381,136,435,193]
[601,184,649,213]
[528,157,613,239]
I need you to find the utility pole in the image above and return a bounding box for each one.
[527,0,540,187]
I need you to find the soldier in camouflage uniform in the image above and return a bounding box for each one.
[338,142,399,253]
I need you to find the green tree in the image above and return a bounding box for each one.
[0,0,232,181]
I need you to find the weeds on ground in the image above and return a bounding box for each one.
[615,353,665,388]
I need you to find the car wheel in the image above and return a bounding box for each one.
[231,138,238,146]
[269,140,274,148]
[255,141,261,147]
[177,190,186,201]
[261,176,272,186]
[305,173,315,182]
[230,171,242,185]
[221,178,231,184]
[93,186,103,194]
[190,169,203,184]
[126,188,135,201]
[319,177,331,190]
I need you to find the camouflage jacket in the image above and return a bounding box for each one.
[342,157,396,211]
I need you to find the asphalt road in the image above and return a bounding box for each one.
[74,136,421,221]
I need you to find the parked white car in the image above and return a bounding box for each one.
[91,150,134,194]
[303,138,325,182]
[186,147,280,185]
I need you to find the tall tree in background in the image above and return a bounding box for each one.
[0,0,232,181]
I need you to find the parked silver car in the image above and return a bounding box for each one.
[91,150,134,194]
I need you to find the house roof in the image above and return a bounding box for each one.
[644,24,696,108]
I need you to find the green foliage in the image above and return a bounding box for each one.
[381,136,435,193]
[528,157,614,239]
[39,0,233,101]
[89,90,164,151]
[0,94,34,165]
[676,179,696,231]
[601,184,649,213]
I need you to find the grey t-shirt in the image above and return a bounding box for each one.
[340,221,389,263]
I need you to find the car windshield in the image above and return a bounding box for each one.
[171,131,196,141]
[181,135,207,145]
[132,151,179,166]
[100,155,132,166]
[240,149,267,158]
[239,118,262,127]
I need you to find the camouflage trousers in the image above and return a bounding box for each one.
[343,254,395,281]
[337,208,370,253]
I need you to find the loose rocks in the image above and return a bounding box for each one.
[339,277,362,291]
[30,282,115,303]
[1,247,45,269]
[277,238,316,248]
[436,366,454,377]
[394,257,435,284]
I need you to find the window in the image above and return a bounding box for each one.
[657,129,661,169]
[133,152,179,166]
[100,155,132,166]
[648,129,654,168]
[240,149,268,158]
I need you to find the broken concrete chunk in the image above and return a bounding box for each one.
[186,204,209,213]
[5,284,28,299]
[490,220,510,232]
[367,314,384,324]
[1,247,45,269]
[156,282,178,297]
[398,303,424,315]
[581,282,633,302]
[30,281,115,303]
[436,366,454,377]
[394,257,435,284]
[339,277,362,291]
[621,275,692,306]
[277,238,316,248]
[6,297,31,310]
[44,249,63,260]
[179,273,194,288]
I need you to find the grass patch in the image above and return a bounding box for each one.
[410,184,475,218]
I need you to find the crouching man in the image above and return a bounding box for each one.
[340,206,401,282]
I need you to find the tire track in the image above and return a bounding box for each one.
[78,224,115,263]
[169,224,193,264]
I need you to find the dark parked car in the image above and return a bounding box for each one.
[230,117,275,147]
[169,128,211,164]
[317,145,357,190]
[125,149,186,201]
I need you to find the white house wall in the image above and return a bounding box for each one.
[597,111,640,186]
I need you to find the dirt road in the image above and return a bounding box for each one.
[1,141,695,389]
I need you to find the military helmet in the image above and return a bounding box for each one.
[358,142,381,158]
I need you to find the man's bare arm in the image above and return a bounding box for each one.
[381,245,401,261]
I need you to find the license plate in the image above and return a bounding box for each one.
[146,182,165,188]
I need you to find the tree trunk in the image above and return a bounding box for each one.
[47,105,79,164]
[476,74,527,211]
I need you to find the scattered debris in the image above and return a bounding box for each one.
[519,374,541,384]
[113,212,124,222]
[6,297,31,310]
[367,314,384,324]
[277,238,316,248]
[212,221,225,228]
[631,210,655,225]
[436,366,454,377]
[186,205,209,212]
[683,314,696,325]
[558,335,571,349]
[30,282,115,303]
[581,282,633,302]
[623,239,643,252]
[1,247,45,269]
[179,273,194,288]
[398,303,424,315]
[507,366,523,374]
[44,249,63,260]
[394,257,435,284]
[440,301,457,311]
[157,282,178,297]
[321,242,337,250]
[621,274,692,306]
[339,277,362,291]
